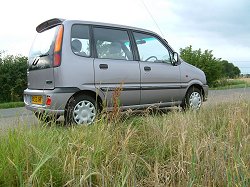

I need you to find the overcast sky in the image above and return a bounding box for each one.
[0,0,249,73]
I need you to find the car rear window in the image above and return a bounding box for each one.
[29,25,59,60]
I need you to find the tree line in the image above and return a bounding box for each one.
[0,52,27,103]
[0,47,241,103]
[180,45,240,86]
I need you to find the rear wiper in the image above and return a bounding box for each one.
[39,53,49,57]
[32,53,49,66]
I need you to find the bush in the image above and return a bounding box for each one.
[0,53,27,103]
[180,46,241,86]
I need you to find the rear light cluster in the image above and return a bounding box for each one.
[54,53,61,67]
[53,25,64,67]
[46,96,52,106]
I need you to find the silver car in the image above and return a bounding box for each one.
[24,18,208,124]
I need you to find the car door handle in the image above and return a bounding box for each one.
[46,80,53,84]
[144,66,151,71]
[99,64,108,69]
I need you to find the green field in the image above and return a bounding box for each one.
[211,78,250,90]
[0,101,249,186]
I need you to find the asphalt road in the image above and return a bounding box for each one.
[204,87,250,105]
[0,87,250,131]
[0,107,37,131]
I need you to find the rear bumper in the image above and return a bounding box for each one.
[23,88,78,115]
[202,85,209,101]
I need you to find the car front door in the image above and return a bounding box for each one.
[133,32,182,105]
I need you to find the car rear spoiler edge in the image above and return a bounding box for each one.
[36,18,65,33]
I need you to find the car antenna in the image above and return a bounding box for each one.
[140,0,165,38]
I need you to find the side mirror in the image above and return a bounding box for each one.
[172,52,179,65]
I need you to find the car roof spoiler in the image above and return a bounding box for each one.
[36,18,65,33]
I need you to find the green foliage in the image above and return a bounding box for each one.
[0,53,27,103]
[0,102,24,109]
[0,51,3,63]
[221,60,241,78]
[180,46,222,86]
[180,45,241,86]
[211,78,250,89]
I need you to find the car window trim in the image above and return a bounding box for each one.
[127,30,140,61]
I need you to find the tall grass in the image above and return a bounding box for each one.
[0,101,249,186]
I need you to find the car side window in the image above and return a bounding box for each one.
[133,32,172,64]
[71,25,90,57]
[93,27,133,60]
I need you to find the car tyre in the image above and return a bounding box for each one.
[182,87,203,110]
[64,94,99,125]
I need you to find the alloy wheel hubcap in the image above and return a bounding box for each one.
[189,92,202,110]
[73,100,96,124]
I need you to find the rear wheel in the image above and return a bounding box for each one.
[182,87,203,110]
[64,94,99,125]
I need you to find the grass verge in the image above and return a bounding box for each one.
[211,78,250,90]
[0,101,249,186]
[0,102,24,109]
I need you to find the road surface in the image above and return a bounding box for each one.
[0,107,37,131]
[0,88,250,130]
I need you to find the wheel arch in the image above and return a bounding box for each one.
[65,90,103,111]
[186,83,205,101]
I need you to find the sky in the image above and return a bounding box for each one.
[0,0,249,74]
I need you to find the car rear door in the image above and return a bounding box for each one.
[28,25,60,90]
[93,27,140,107]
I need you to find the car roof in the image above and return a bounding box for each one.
[65,19,156,33]
[37,18,159,36]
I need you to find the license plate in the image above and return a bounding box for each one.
[32,96,43,105]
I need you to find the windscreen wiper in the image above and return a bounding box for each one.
[32,53,49,66]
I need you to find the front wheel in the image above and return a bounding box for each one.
[64,95,99,125]
[182,87,203,110]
